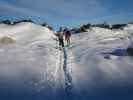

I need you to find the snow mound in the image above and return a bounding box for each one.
[0,22,55,45]
[124,24,133,31]
[74,26,129,46]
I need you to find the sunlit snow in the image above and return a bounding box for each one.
[0,23,133,100]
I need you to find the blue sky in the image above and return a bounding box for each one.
[0,0,133,29]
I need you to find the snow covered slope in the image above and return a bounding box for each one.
[0,23,133,100]
[0,22,61,99]
[0,22,55,44]
[69,24,133,99]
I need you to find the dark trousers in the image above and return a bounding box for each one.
[59,38,64,47]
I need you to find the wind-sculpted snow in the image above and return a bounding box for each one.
[0,23,133,100]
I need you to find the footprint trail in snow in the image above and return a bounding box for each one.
[63,47,73,94]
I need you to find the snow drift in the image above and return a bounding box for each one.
[0,22,55,45]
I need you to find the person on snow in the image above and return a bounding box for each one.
[64,28,71,46]
[56,27,65,48]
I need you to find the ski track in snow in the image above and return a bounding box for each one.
[54,46,73,96]
[63,47,73,94]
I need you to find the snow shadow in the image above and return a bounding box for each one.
[101,48,128,59]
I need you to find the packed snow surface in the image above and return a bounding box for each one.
[0,23,133,100]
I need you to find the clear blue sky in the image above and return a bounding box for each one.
[0,0,133,29]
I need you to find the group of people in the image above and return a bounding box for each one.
[55,27,71,48]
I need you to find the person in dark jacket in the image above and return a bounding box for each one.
[56,27,65,48]
[64,28,71,46]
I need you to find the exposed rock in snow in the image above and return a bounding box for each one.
[127,47,133,56]
[0,36,16,44]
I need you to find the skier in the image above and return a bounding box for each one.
[56,27,65,49]
[64,28,71,46]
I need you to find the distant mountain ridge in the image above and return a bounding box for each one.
[71,23,133,33]
[0,19,133,33]
[0,19,53,30]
